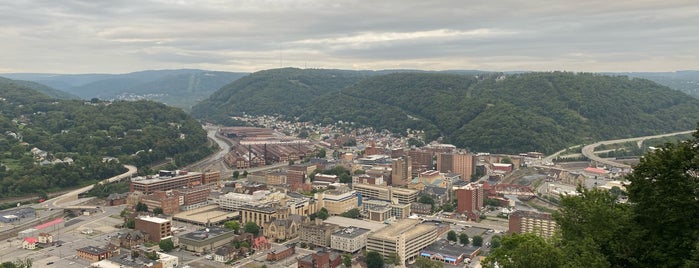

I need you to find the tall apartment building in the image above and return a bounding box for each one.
[134,216,172,242]
[437,153,474,181]
[352,184,419,204]
[130,171,220,194]
[366,219,440,264]
[408,150,433,174]
[508,210,557,238]
[455,182,483,220]
[391,156,412,186]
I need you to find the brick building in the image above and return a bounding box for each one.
[134,216,172,242]
[297,251,342,268]
[455,183,483,220]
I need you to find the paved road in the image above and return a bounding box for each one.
[580,130,695,169]
[50,165,137,208]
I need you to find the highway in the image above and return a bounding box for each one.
[580,130,695,169]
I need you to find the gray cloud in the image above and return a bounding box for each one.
[1,0,697,73]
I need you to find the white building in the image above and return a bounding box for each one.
[331,227,370,253]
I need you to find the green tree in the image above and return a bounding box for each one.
[415,257,442,268]
[340,208,360,219]
[317,207,329,220]
[472,235,483,247]
[342,253,352,267]
[625,131,699,267]
[483,233,562,268]
[459,233,469,245]
[366,251,384,268]
[158,238,175,252]
[233,170,240,179]
[242,170,248,177]
[317,148,326,158]
[224,220,240,233]
[244,221,260,236]
[554,187,632,267]
[386,252,400,265]
[152,207,163,215]
[447,230,457,242]
[490,235,501,249]
[135,202,148,212]
[126,218,135,229]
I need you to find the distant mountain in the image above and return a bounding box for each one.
[2,69,248,111]
[608,71,699,98]
[194,68,699,154]
[0,76,78,99]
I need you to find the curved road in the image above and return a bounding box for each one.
[581,130,695,169]
[50,165,137,208]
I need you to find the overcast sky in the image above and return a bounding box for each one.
[1,0,698,74]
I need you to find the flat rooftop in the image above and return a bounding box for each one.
[324,216,387,232]
[137,216,169,224]
[181,227,233,241]
[173,205,238,225]
[422,239,480,258]
[332,227,371,239]
[368,219,438,241]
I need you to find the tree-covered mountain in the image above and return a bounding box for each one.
[0,77,78,99]
[194,68,699,154]
[0,79,213,198]
[610,70,699,99]
[191,68,379,123]
[1,69,247,111]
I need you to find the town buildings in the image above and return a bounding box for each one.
[297,251,342,268]
[391,156,412,186]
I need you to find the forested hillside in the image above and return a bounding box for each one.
[0,77,77,99]
[195,69,699,154]
[0,80,212,198]
[191,68,377,124]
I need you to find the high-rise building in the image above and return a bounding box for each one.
[408,150,433,174]
[455,183,483,220]
[508,210,557,238]
[437,153,474,181]
[391,156,412,186]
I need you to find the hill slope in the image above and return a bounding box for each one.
[0,79,212,198]
[2,69,247,111]
[0,77,78,99]
[191,68,377,122]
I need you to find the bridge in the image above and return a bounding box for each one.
[580,130,695,170]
